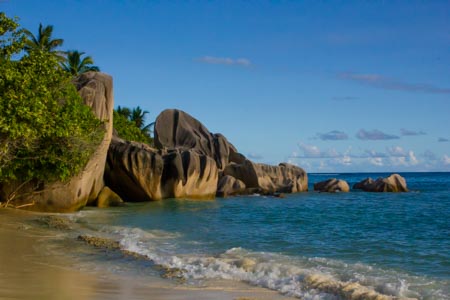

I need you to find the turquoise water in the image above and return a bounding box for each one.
[75,172,450,299]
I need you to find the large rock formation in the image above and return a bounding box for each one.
[353,174,408,192]
[155,109,307,195]
[223,161,307,194]
[216,175,246,197]
[154,109,245,170]
[1,72,114,212]
[160,149,218,199]
[313,179,350,193]
[105,109,307,200]
[105,137,218,201]
[105,139,164,202]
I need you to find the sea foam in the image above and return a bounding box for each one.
[109,226,433,300]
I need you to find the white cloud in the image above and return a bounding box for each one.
[334,155,352,165]
[288,143,440,172]
[388,150,419,166]
[368,157,384,166]
[235,58,251,66]
[443,155,450,165]
[297,143,321,157]
[197,56,251,67]
[408,151,419,165]
[364,149,387,158]
[387,146,407,157]
[389,156,406,166]
[324,148,341,158]
[247,152,263,160]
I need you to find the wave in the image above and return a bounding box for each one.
[99,225,449,300]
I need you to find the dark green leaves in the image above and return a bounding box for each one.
[0,17,104,183]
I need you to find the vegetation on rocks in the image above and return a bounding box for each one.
[61,50,100,76]
[0,13,104,207]
[113,106,154,145]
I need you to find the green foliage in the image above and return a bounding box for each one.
[61,50,100,76]
[0,12,25,60]
[113,111,153,145]
[0,15,104,183]
[116,105,131,119]
[23,22,64,60]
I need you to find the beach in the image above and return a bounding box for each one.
[0,209,295,300]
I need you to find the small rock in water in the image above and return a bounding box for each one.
[353,174,408,192]
[36,215,72,230]
[77,235,120,249]
[313,178,350,193]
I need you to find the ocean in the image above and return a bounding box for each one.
[2,172,449,299]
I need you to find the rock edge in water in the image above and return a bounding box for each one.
[313,178,350,193]
[353,174,408,192]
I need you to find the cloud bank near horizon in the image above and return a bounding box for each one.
[338,72,450,94]
[288,143,448,172]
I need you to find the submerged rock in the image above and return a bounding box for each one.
[77,235,120,249]
[353,174,408,192]
[304,273,412,300]
[314,178,349,193]
[35,216,72,230]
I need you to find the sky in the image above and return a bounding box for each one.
[2,0,449,172]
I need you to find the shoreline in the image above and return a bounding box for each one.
[0,209,296,300]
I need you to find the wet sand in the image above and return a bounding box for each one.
[0,209,296,300]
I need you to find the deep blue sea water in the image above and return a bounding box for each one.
[75,172,450,299]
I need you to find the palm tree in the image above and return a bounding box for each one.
[23,23,64,58]
[130,106,149,130]
[116,106,132,119]
[141,121,155,137]
[61,50,100,76]
[130,106,156,137]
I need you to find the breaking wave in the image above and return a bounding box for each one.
[98,225,449,300]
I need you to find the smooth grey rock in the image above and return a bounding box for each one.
[154,109,245,170]
[105,137,218,201]
[314,178,349,193]
[217,175,246,197]
[353,174,408,192]
[223,160,308,194]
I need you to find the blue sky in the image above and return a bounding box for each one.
[2,0,449,172]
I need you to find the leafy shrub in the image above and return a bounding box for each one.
[0,14,104,183]
[113,111,153,145]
